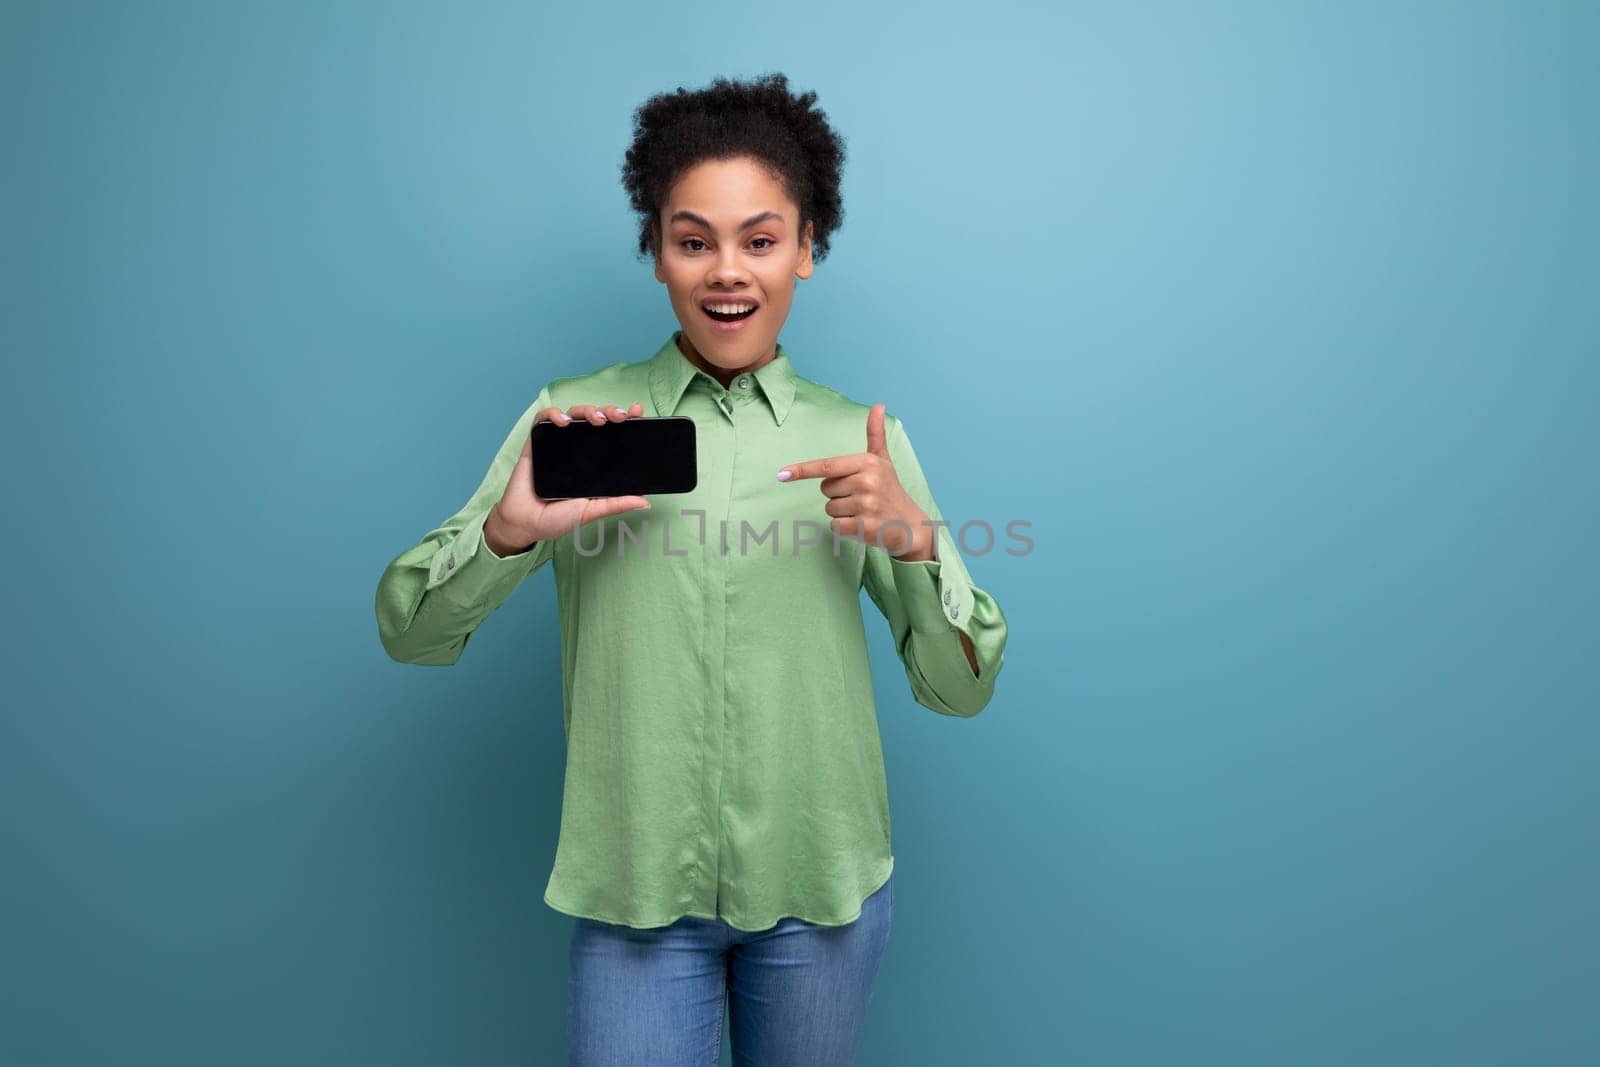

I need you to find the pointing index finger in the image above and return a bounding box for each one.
[778,453,865,482]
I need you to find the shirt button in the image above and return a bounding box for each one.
[943,590,951,605]
[447,557,456,570]
[737,376,750,389]
[949,605,960,619]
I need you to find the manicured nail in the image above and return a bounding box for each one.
[776,470,792,481]
[613,407,625,416]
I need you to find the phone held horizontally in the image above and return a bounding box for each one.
[531,415,698,499]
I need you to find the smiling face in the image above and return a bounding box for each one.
[653,155,815,385]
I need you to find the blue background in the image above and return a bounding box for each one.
[6,1,1596,1064]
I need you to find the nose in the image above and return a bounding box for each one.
[707,245,750,287]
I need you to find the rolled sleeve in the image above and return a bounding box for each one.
[425,508,555,609]
[860,414,1009,716]
[888,522,978,636]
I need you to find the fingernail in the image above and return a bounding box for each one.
[776,470,792,481]
[613,407,625,416]
[556,413,570,423]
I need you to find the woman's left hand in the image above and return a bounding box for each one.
[777,403,934,561]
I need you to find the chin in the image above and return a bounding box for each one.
[685,324,759,361]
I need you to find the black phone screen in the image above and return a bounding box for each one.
[530,415,698,499]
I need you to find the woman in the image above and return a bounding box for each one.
[375,72,1009,1066]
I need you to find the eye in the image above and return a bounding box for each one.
[750,237,775,250]
[680,238,707,252]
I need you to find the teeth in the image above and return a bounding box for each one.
[705,303,755,314]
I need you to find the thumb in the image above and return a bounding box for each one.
[587,496,652,521]
[865,402,889,458]
[513,431,534,481]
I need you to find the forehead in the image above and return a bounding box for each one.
[663,157,797,224]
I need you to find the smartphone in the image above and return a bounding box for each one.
[530,415,698,499]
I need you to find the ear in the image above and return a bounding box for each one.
[650,222,666,283]
[796,219,815,280]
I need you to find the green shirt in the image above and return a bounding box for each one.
[375,332,1009,930]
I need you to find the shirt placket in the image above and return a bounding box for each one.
[694,375,741,919]
[714,372,763,917]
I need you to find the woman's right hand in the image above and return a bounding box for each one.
[483,402,652,556]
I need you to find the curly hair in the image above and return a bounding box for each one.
[620,72,847,264]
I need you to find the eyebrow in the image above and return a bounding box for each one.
[669,210,785,233]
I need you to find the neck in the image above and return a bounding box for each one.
[676,331,776,390]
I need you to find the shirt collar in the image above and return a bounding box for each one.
[648,331,798,427]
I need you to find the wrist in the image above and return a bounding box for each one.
[890,519,936,562]
[484,506,536,558]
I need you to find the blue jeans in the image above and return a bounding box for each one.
[567,873,893,1066]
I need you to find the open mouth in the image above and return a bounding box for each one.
[701,299,759,326]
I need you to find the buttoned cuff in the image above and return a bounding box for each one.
[888,527,977,635]
[424,509,550,607]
